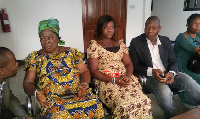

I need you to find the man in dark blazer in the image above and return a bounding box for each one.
[129,16,200,118]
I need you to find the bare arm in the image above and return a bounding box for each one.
[75,63,91,100]
[121,53,133,77]
[23,70,50,108]
[23,70,37,96]
[88,57,130,87]
[88,57,112,83]
[76,63,91,85]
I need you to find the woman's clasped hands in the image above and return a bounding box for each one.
[115,75,131,87]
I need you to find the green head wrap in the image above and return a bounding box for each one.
[38,19,65,45]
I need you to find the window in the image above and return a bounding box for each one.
[184,0,200,11]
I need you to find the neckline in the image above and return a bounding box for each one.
[96,40,121,53]
[39,48,71,56]
[185,32,197,39]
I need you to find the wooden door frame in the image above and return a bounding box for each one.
[82,0,127,52]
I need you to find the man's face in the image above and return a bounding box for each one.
[145,19,161,40]
[3,51,18,78]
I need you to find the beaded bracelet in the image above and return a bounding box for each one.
[80,83,89,88]
[113,77,116,84]
[34,89,39,97]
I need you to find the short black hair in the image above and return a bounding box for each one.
[0,47,11,68]
[187,13,200,26]
[93,15,116,40]
[145,16,160,26]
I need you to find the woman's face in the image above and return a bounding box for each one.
[188,17,200,34]
[40,30,59,53]
[101,21,115,39]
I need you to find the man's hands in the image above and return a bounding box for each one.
[152,69,174,84]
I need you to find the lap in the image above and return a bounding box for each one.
[170,72,198,89]
[144,76,172,95]
[144,72,198,94]
[96,78,150,108]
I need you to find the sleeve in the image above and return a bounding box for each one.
[2,81,26,118]
[23,51,38,71]
[176,33,198,53]
[165,37,178,72]
[119,39,129,54]
[87,40,99,59]
[129,37,148,75]
[72,48,84,64]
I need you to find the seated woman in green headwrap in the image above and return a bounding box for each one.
[23,19,104,119]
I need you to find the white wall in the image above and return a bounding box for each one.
[151,0,200,41]
[0,0,151,60]
[0,0,83,60]
[0,0,2,8]
[126,0,152,47]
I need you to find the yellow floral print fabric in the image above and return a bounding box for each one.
[24,48,104,119]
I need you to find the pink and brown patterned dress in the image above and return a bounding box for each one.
[87,40,152,119]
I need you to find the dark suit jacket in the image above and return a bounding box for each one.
[129,33,178,76]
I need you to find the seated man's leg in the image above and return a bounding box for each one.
[144,76,175,118]
[170,72,200,105]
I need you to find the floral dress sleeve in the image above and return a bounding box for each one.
[119,39,129,54]
[87,40,99,59]
[23,51,38,71]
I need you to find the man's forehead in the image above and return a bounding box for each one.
[145,20,160,26]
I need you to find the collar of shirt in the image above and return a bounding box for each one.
[146,36,161,46]
[146,36,166,74]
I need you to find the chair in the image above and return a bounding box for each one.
[26,95,40,119]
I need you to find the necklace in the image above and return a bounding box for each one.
[101,39,113,47]
[43,47,60,55]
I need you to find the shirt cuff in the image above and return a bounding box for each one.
[147,67,153,76]
[169,71,176,76]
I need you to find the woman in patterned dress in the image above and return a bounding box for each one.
[87,15,152,119]
[23,19,104,119]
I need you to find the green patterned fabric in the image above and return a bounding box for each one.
[38,19,65,45]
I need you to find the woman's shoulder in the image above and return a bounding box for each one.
[178,32,186,38]
[89,40,100,48]
[90,40,98,45]
[27,51,40,57]
[175,33,186,41]
[63,47,83,54]
[119,39,124,43]
[118,39,125,46]
[60,46,71,52]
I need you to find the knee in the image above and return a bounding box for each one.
[155,87,173,104]
[154,84,172,97]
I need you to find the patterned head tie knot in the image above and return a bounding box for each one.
[38,19,65,45]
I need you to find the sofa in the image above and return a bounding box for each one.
[9,61,195,119]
